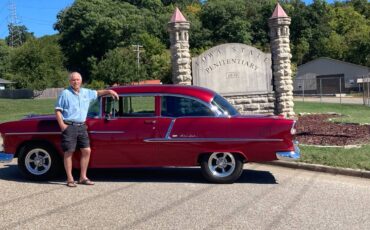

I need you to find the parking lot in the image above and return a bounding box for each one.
[1,160,370,230]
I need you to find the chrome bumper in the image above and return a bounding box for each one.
[276,141,300,161]
[0,152,14,163]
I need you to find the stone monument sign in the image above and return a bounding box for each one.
[169,3,294,117]
[192,43,272,96]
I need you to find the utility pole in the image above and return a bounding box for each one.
[132,45,144,83]
[8,0,22,47]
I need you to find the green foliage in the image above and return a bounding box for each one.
[55,0,165,81]
[5,24,35,47]
[85,80,106,90]
[200,0,252,44]
[92,47,137,85]
[137,33,171,80]
[7,36,67,90]
[0,40,11,80]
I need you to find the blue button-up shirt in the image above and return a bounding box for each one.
[55,87,98,123]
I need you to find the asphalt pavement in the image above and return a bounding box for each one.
[1,160,370,229]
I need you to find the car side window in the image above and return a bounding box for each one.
[105,95,155,118]
[161,96,214,117]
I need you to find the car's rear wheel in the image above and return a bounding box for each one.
[18,143,62,180]
[200,152,243,183]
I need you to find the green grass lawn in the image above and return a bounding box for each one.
[0,98,55,123]
[294,101,370,124]
[299,145,370,171]
[295,101,370,171]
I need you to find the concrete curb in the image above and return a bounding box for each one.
[262,161,370,179]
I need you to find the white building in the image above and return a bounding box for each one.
[0,78,12,90]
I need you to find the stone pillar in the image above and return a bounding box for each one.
[268,3,295,117]
[167,7,192,85]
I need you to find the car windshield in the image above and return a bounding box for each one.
[211,94,239,116]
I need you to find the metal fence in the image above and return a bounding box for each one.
[0,88,63,99]
[294,76,370,105]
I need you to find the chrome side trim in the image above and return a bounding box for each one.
[144,138,283,143]
[165,119,176,139]
[89,131,125,134]
[5,131,126,135]
[5,132,61,136]
[0,152,14,163]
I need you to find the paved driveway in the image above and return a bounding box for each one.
[1,160,370,229]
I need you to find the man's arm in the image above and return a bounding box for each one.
[55,110,68,131]
[97,89,119,100]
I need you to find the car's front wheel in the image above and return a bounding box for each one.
[200,152,244,183]
[18,143,62,180]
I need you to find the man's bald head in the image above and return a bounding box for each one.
[69,72,82,92]
[69,72,82,80]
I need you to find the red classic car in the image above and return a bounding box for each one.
[0,85,299,183]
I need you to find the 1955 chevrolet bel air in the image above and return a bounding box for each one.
[0,85,300,183]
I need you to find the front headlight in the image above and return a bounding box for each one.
[0,133,4,152]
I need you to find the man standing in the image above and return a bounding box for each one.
[55,72,119,187]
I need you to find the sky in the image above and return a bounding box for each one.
[0,0,340,40]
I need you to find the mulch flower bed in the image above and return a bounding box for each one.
[296,114,370,146]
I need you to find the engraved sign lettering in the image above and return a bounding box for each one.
[192,43,272,96]
[227,72,239,79]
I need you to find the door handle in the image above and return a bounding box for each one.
[144,120,156,124]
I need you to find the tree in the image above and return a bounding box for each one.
[8,36,67,90]
[200,0,252,44]
[326,5,370,66]
[0,40,11,80]
[55,0,163,82]
[5,24,34,47]
[137,33,171,81]
[245,0,275,51]
[347,0,370,19]
[92,47,137,85]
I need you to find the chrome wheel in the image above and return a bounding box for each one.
[208,152,236,178]
[25,148,51,175]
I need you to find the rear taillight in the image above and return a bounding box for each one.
[290,121,297,135]
[0,133,3,151]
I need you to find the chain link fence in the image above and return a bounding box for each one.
[294,75,370,105]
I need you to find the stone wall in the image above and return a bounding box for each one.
[225,93,275,115]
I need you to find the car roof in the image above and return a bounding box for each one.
[109,84,216,103]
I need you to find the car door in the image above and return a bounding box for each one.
[154,95,225,166]
[86,95,158,167]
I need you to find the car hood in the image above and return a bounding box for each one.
[21,114,56,121]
